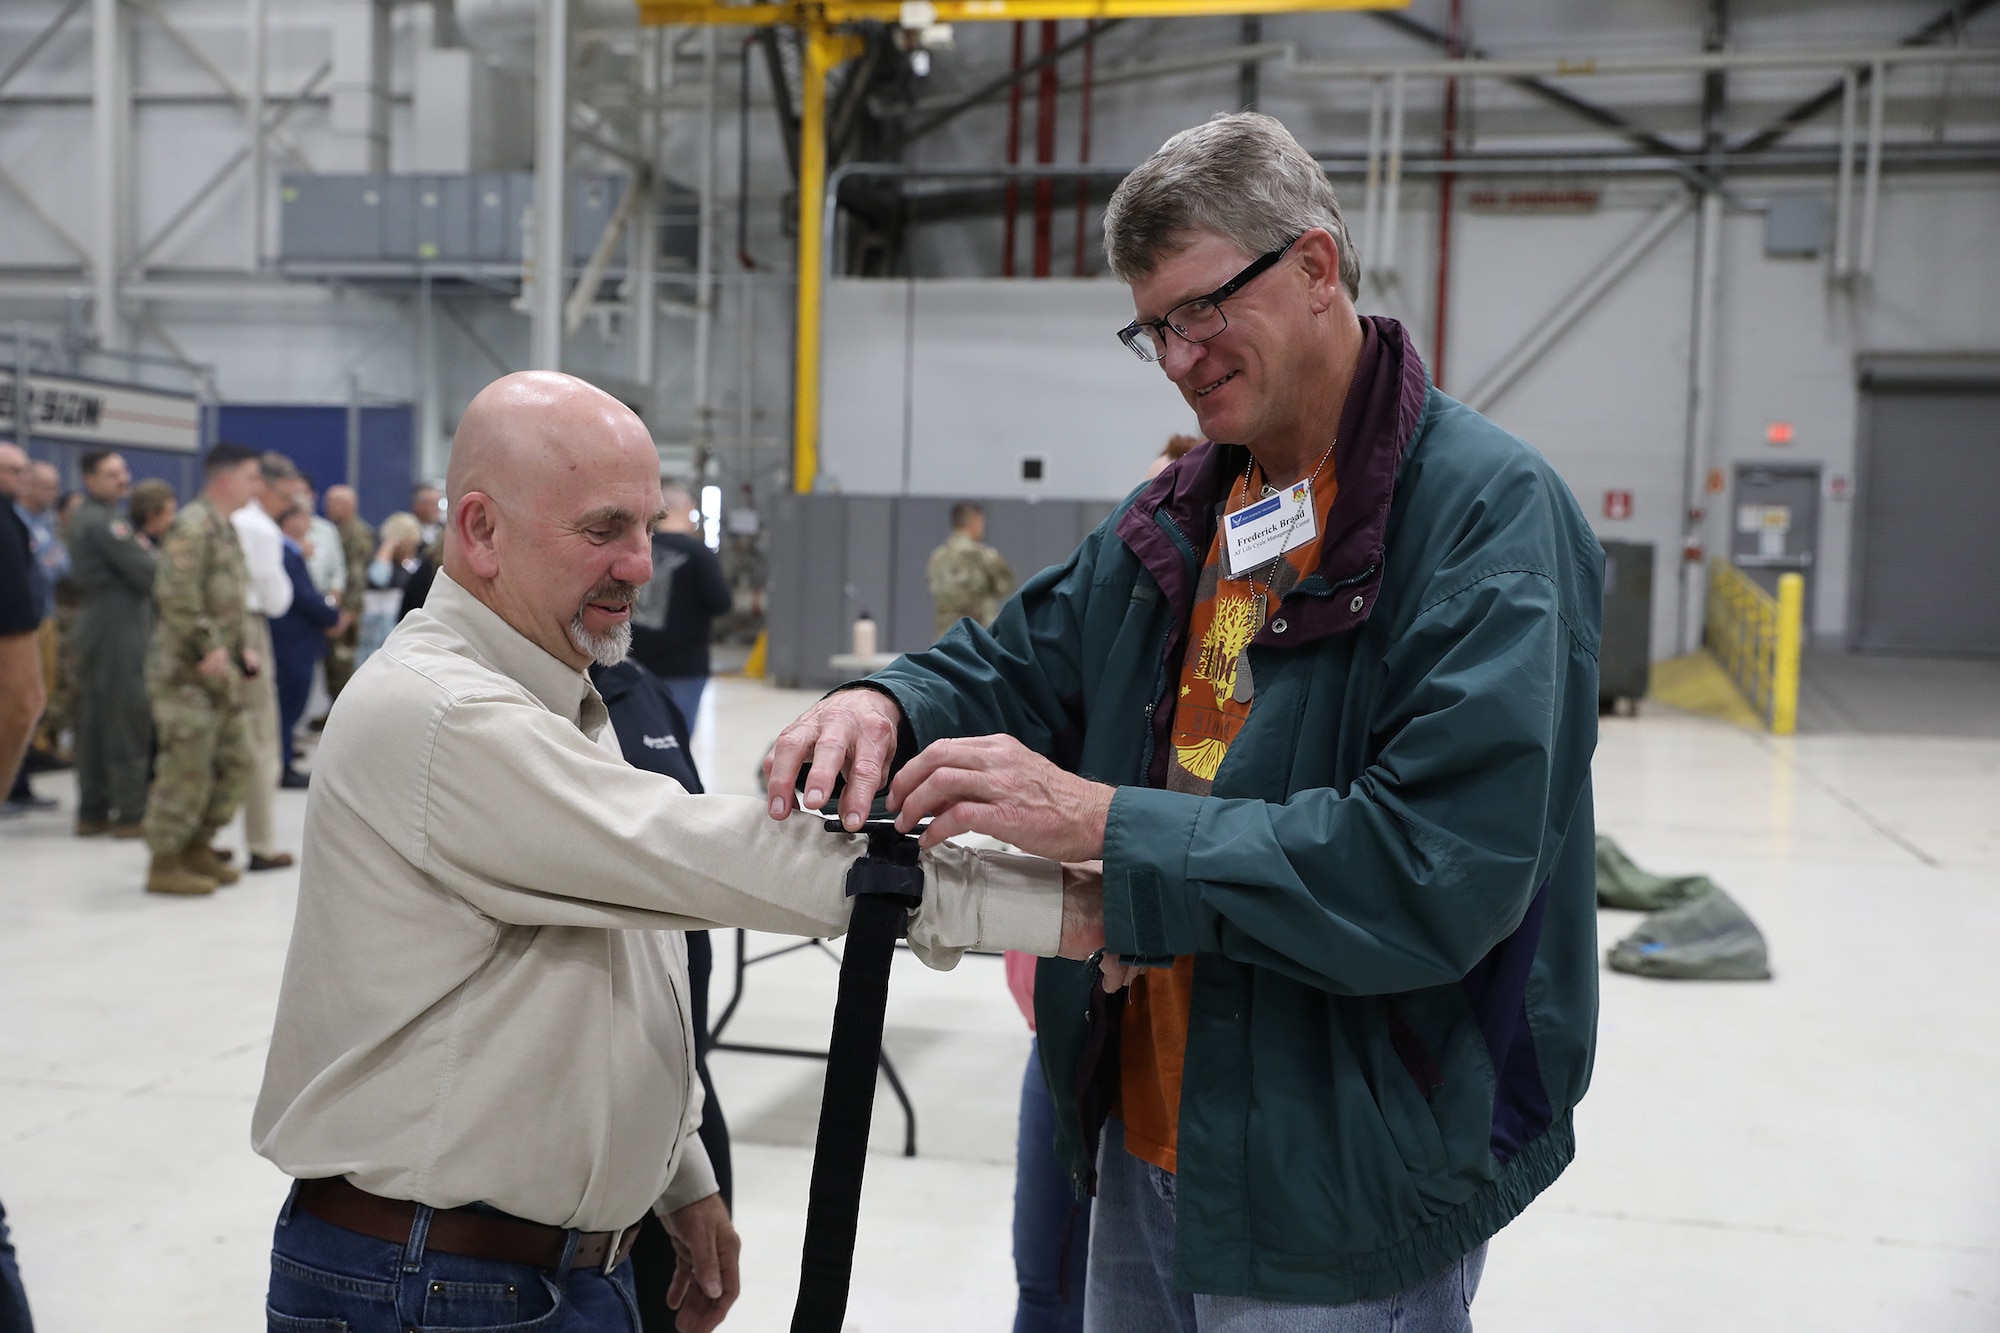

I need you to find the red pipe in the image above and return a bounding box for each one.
[1431,0,1463,390]
[1002,22,1025,277]
[1032,19,1060,278]
[1073,21,1096,277]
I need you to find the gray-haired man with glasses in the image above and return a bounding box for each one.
[765,112,1602,1332]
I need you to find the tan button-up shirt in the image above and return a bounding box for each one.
[252,572,1062,1231]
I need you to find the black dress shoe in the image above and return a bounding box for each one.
[280,769,311,790]
[248,851,296,871]
[2,794,59,814]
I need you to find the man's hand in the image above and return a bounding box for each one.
[196,647,232,680]
[240,647,262,678]
[762,689,904,832]
[888,734,1112,862]
[663,1192,740,1333]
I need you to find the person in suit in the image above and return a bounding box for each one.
[270,503,341,788]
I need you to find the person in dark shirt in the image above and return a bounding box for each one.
[270,504,342,788]
[587,657,732,1333]
[627,484,732,726]
[0,442,54,821]
[0,443,43,1325]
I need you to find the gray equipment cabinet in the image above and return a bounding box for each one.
[1599,540,1654,711]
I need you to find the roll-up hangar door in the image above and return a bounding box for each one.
[1850,356,2000,657]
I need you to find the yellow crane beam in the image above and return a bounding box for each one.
[636,0,1405,492]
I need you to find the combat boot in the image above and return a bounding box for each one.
[146,851,218,896]
[183,836,242,886]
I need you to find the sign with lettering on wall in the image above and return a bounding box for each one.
[0,371,201,453]
[1603,490,1634,521]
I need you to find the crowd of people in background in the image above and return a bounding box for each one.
[0,438,461,899]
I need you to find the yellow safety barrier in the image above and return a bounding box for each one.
[1704,559,1804,734]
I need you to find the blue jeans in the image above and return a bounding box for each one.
[0,1196,33,1333]
[660,677,707,729]
[1015,1037,1092,1333]
[267,1184,642,1332]
[1083,1119,1486,1333]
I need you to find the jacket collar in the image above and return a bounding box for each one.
[1114,314,1429,646]
[420,569,608,736]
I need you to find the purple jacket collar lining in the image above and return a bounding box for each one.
[1114,315,1430,648]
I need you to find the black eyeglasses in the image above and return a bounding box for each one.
[1116,236,1301,363]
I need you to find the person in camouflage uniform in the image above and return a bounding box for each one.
[141,442,263,896]
[322,484,373,703]
[927,500,1015,639]
[68,451,157,836]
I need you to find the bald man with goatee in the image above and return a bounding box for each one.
[254,372,1106,1333]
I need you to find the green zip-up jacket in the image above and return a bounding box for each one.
[867,317,1602,1303]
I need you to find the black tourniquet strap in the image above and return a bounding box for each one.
[790,825,925,1333]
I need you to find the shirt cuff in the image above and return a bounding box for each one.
[655,1134,719,1216]
[906,845,1064,969]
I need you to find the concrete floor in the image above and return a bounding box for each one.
[2,677,1998,1331]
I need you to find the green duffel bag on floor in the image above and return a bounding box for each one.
[1607,888,1773,981]
[1596,835,1718,911]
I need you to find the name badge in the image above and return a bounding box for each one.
[1223,479,1318,577]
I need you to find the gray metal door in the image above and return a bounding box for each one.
[1852,381,2000,657]
[1731,463,1820,635]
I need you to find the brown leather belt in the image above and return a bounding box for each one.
[294,1177,642,1274]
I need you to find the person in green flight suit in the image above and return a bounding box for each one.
[68,450,159,836]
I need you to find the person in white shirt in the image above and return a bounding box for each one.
[253,370,1105,1333]
[229,451,298,870]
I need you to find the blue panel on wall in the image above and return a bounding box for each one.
[215,403,415,526]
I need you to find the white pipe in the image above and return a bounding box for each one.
[1380,72,1405,281]
[631,26,660,394]
[246,0,265,272]
[1462,192,1693,414]
[1360,77,1382,282]
[529,0,568,370]
[1284,44,2000,83]
[1859,59,1885,281]
[417,267,440,477]
[692,26,716,448]
[1679,188,1723,655]
[91,0,126,348]
[1832,67,1856,279]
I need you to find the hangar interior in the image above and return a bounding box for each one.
[1,0,1998,1328]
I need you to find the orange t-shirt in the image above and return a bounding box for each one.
[1117,456,1339,1174]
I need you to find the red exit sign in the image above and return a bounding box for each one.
[1603,490,1634,521]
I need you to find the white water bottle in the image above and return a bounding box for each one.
[852,613,878,657]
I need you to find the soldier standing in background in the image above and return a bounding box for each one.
[68,450,158,837]
[320,484,372,707]
[141,442,261,897]
[927,501,1015,639]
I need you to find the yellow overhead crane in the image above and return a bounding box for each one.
[635,0,1402,492]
